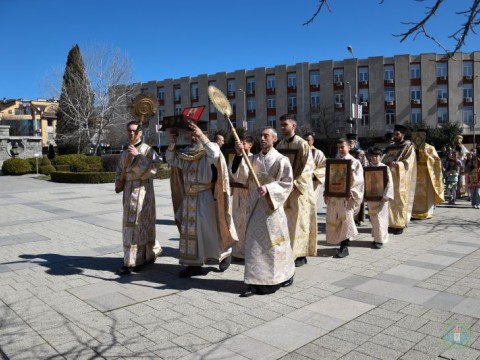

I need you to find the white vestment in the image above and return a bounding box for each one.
[325,154,364,245]
[365,163,394,244]
[232,148,295,286]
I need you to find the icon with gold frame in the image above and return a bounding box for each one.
[325,159,351,197]
[364,166,388,201]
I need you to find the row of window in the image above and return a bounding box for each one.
[152,62,475,104]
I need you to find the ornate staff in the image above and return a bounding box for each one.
[118,94,157,190]
[208,85,261,188]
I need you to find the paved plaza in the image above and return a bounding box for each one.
[1,175,480,359]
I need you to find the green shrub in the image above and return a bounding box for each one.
[51,171,116,183]
[156,166,171,179]
[102,154,121,172]
[40,165,56,175]
[2,158,32,175]
[55,164,71,171]
[54,154,103,172]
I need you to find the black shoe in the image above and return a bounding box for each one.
[372,241,383,249]
[240,285,257,297]
[219,256,232,272]
[388,227,394,234]
[179,266,203,278]
[115,266,133,275]
[336,246,349,258]
[282,276,294,287]
[294,256,307,267]
[355,221,362,226]
[393,228,403,235]
[232,256,244,263]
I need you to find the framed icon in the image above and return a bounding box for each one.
[325,159,351,197]
[411,131,426,149]
[364,166,388,201]
[382,145,405,165]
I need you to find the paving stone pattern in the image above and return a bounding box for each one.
[1,175,480,359]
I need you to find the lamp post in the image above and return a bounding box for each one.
[347,45,358,134]
[346,81,352,131]
[34,153,40,174]
[238,88,247,130]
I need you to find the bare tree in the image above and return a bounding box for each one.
[307,104,337,138]
[83,44,136,153]
[46,44,135,154]
[304,0,479,54]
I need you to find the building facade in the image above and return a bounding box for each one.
[121,51,480,145]
[0,99,58,147]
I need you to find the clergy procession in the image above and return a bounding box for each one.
[115,95,474,297]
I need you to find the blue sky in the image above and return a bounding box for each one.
[1,0,477,100]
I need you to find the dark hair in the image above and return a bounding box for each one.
[279,114,297,122]
[303,132,314,138]
[243,135,254,144]
[337,138,349,145]
[126,121,142,131]
[369,147,383,156]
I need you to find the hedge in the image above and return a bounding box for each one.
[2,158,32,175]
[51,171,116,183]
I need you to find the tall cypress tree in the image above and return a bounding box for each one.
[56,44,95,154]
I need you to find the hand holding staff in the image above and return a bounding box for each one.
[208,86,261,188]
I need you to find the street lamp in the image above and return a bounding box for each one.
[346,81,353,131]
[238,88,247,130]
[347,45,358,134]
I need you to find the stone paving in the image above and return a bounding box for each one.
[1,174,480,359]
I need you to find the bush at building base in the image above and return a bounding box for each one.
[51,171,116,183]
[2,158,33,175]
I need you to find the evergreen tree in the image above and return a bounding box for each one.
[56,44,95,154]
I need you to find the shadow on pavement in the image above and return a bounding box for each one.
[14,247,244,294]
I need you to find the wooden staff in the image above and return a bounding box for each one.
[208,86,261,188]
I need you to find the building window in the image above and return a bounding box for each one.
[157,87,165,100]
[437,108,448,124]
[310,92,320,106]
[190,83,198,100]
[141,88,149,94]
[288,73,297,88]
[463,61,473,77]
[384,88,395,102]
[247,118,256,130]
[247,98,256,111]
[287,95,297,110]
[246,77,255,94]
[410,63,421,79]
[267,116,276,128]
[411,86,421,100]
[385,110,395,125]
[437,62,447,77]
[360,113,369,126]
[230,99,236,113]
[464,107,473,124]
[267,75,276,90]
[210,120,218,130]
[227,79,236,96]
[310,70,320,86]
[334,93,344,105]
[175,104,182,115]
[267,96,276,108]
[463,84,473,98]
[384,65,394,81]
[174,85,181,102]
[437,85,448,99]
[411,109,422,124]
[358,67,369,82]
[359,89,369,103]
[334,69,344,84]
[210,101,216,114]
[334,114,345,130]
[158,108,165,119]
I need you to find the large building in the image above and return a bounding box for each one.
[135,51,480,147]
[0,98,58,147]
